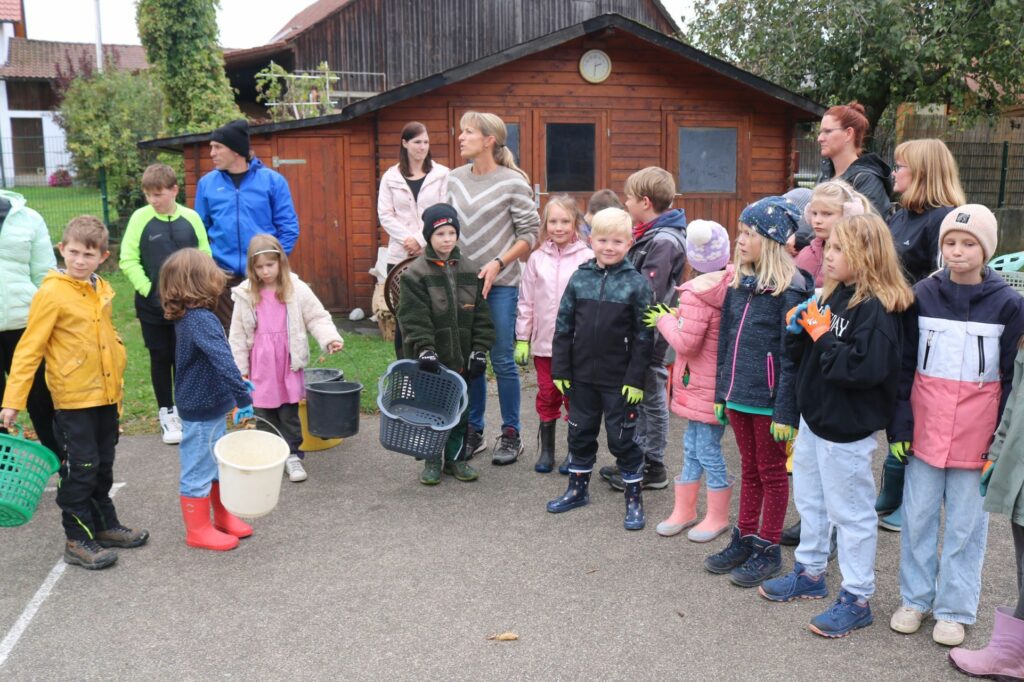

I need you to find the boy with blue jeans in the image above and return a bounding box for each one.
[548,208,654,530]
[1,216,149,570]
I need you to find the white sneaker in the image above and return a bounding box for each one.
[890,606,928,634]
[158,407,182,445]
[932,619,965,646]
[285,455,307,482]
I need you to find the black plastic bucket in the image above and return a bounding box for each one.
[306,381,363,438]
[304,368,343,385]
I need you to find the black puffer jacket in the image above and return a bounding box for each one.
[888,205,954,284]
[818,152,894,217]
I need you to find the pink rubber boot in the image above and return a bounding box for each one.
[949,607,1024,680]
[688,483,733,543]
[656,479,699,536]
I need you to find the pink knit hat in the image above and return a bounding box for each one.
[940,204,998,260]
[686,220,730,273]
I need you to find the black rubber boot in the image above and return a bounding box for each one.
[781,520,801,546]
[534,420,556,473]
[875,453,905,516]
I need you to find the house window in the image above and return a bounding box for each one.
[546,123,595,191]
[505,123,520,165]
[678,127,737,193]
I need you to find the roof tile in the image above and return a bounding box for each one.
[0,37,148,79]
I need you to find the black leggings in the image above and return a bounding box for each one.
[0,327,58,454]
[1013,522,1024,619]
[149,346,174,409]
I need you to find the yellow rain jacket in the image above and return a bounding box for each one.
[2,270,126,410]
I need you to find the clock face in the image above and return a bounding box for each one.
[579,49,611,84]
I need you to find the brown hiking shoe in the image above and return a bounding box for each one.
[64,539,118,570]
[96,524,150,548]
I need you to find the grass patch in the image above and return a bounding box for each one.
[105,270,392,435]
[15,186,116,244]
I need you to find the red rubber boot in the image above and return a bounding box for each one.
[210,482,253,539]
[180,496,239,551]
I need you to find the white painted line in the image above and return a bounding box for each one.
[0,482,126,668]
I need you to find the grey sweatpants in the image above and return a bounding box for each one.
[633,365,669,466]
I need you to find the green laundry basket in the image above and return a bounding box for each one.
[989,252,1024,272]
[0,426,60,527]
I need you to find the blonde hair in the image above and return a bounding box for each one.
[822,214,914,312]
[730,225,796,297]
[624,167,675,213]
[62,215,109,252]
[460,111,530,185]
[894,139,966,213]
[538,194,585,247]
[160,248,226,320]
[589,207,633,239]
[808,180,873,219]
[246,234,294,305]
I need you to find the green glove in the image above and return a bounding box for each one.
[642,303,675,328]
[514,340,530,366]
[980,460,995,497]
[622,385,644,404]
[553,379,571,394]
[889,441,911,464]
[770,421,796,442]
[713,403,728,426]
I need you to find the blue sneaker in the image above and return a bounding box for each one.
[879,506,902,532]
[759,563,829,602]
[809,589,873,638]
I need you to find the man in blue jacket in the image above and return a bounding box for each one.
[194,119,299,329]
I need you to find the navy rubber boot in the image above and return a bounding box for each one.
[624,480,645,530]
[547,471,591,513]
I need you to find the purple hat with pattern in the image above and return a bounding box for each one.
[686,220,730,273]
[739,196,802,244]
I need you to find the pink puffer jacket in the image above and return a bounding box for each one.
[656,265,733,424]
[515,239,593,357]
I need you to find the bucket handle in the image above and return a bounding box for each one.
[208,414,286,454]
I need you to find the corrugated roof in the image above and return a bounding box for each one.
[0,0,22,22]
[0,37,148,79]
[269,0,352,43]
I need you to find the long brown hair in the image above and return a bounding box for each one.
[821,214,914,312]
[160,248,226,320]
[398,121,433,178]
[246,234,294,305]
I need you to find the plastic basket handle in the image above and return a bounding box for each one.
[207,414,286,453]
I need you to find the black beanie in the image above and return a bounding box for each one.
[211,119,250,159]
[422,203,460,242]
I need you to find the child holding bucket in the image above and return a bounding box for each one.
[160,248,256,552]
[229,235,343,483]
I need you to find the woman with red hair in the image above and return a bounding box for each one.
[816,102,893,217]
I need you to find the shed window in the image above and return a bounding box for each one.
[678,127,737,193]
[505,123,520,165]
[546,123,595,191]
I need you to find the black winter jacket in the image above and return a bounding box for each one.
[888,205,954,284]
[785,284,904,442]
[818,153,894,217]
[552,258,654,390]
[714,269,813,427]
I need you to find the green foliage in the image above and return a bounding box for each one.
[255,61,336,122]
[52,68,164,225]
[136,0,240,134]
[684,0,1024,130]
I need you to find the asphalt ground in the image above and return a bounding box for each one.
[0,381,1018,681]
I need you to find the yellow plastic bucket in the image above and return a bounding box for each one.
[213,428,289,519]
[299,399,342,451]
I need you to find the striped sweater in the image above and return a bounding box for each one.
[447,164,540,288]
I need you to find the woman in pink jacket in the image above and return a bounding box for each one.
[377,121,449,355]
[648,220,734,542]
[514,195,593,474]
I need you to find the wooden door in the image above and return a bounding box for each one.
[533,109,609,212]
[272,135,351,310]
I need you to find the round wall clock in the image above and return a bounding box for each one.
[579,49,612,84]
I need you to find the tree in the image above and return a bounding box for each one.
[684,0,1024,132]
[136,0,240,134]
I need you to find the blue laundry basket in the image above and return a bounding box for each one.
[377,360,468,460]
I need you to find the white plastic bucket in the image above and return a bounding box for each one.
[213,428,289,519]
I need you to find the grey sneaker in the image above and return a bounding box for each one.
[491,427,523,465]
[285,455,308,482]
[96,524,150,548]
[64,539,118,570]
[462,427,487,460]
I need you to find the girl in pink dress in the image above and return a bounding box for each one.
[229,235,343,482]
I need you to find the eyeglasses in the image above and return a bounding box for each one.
[892,163,907,172]
[818,127,845,136]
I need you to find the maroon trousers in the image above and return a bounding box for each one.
[728,409,789,544]
[534,356,569,422]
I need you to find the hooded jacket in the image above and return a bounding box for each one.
[714,269,814,427]
[794,237,825,288]
[628,208,687,365]
[0,190,55,332]
[888,268,1024,469]
[818,152,894,217]
[656,266,732,424]
[983,346,1024,526]
[2,271,125,411]
[515,238,593,357]
[785,284,904,442]
[888,205,954,284]
[194,156,300,277]
[552,258,654,390]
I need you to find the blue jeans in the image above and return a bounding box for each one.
[900,456,989,623]
[634,365,668,465]
[680,421,728,489]
[792,420,878,599]
[468,285,520,434]
[180,416,225,498]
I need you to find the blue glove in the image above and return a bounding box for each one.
[785,297,814,335]
[243,379,255,394]
[233,405,254,424]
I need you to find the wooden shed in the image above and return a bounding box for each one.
[142,14,824,313]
